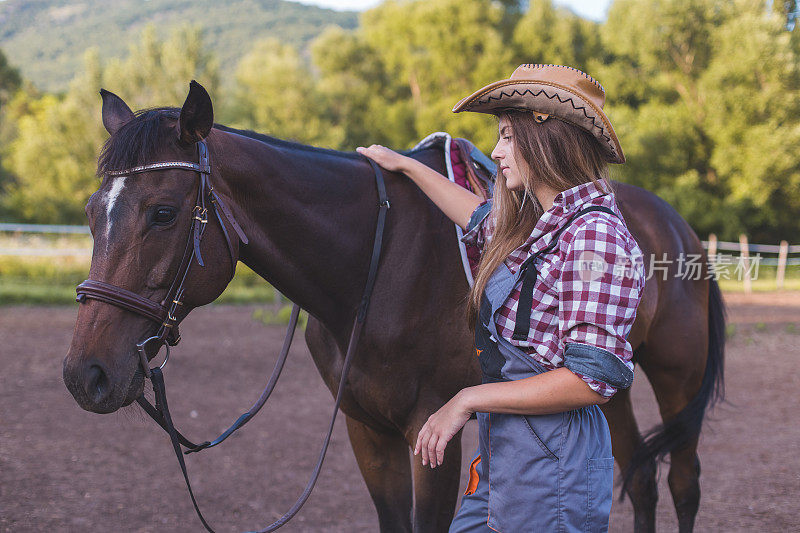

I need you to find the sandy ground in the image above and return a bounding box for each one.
[1,292,799,532]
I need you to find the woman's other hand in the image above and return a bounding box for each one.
[414,390,473,468]
[356,144,410,173]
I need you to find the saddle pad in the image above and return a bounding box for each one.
[412,132,494,285]
[448,140,483,278]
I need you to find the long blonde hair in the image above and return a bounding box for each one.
[465,109,614,329]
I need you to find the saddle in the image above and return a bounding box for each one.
[451,137,496,201]
[413,132,496,202]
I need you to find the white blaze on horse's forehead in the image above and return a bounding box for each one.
[103,176,127,245]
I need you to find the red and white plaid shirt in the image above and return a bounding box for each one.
[461,179,645,398]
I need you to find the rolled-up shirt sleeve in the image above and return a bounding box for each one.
[460,199,493,252]
[558,216,645,399]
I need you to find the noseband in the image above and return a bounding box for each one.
[76,140,249,376]
[74,139,390,532]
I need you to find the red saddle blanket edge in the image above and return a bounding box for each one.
[449,140,483,278]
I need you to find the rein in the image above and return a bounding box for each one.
[74,139,390,532]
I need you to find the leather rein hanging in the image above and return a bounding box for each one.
[74,139,391,532]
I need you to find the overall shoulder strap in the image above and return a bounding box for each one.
[511,205,618,341]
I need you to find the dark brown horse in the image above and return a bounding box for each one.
[63,82,724,533]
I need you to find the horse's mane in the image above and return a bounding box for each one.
[97,106,423,176]
[97,107,181,177]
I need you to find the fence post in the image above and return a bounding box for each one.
[707,233,717,264]
[739,234,751,294]
[777,240,789,290]
[706,233,718,282]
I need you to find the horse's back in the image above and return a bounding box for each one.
[613,180,710,351]
[614,180,705,259]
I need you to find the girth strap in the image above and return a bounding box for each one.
[511,205,618,341]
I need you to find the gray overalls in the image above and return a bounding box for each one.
[450,213,623,532]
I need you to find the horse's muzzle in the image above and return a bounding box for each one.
[62,352,142,414]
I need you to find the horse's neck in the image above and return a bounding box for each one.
[213,129,381,333]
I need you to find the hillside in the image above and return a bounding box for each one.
[0,0,359,92]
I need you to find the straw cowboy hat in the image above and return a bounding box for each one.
[452,63,625,164]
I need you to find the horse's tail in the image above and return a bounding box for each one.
[618,278,727,500]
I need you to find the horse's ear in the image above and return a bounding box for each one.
[100,89,135,136]
[178,80,214,146]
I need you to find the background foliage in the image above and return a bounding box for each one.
[0,0,357,93]
[1,0,799,242]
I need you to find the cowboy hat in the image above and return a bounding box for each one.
[452,63,625,164]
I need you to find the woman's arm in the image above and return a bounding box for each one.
[413,367,606,467]
[356,144,483,230]
[460,366,609,415]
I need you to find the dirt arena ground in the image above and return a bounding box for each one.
[2,292,799,532]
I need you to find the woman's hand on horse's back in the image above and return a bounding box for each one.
[359,142,482,230]
[356,144,410,173]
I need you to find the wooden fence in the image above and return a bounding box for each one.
[705,233,800,292]
[1,224,797,292]
[0,223,92,257]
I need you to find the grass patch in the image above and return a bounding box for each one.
[718,277,800,292]
[0,255,280,307]
[0,282,81,305]
[252,304,309,329]
[715,263,800,292]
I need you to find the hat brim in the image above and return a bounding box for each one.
[452,79,625,164]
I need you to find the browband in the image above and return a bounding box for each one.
[107,160,210,176]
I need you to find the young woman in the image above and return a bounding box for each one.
[357,64,645,532]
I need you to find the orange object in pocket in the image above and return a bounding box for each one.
[464,454,482,495]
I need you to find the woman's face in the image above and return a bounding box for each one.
[491,117,524,191]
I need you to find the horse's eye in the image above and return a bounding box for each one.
[153,207,177,226]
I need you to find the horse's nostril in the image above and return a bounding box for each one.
[85,364,110,403]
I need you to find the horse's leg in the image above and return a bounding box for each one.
[345,415,414,532]
[408,424,463,532]
[602,384,658,532]
[638,323,707,533]
[305,318,413,531]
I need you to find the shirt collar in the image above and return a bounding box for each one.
[551,179,610,211]
[505,180,612,273]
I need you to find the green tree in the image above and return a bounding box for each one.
[0,48,25,218]
[229,38,331,146]
[511,0,602,72]
[310,25,410,149]
[0,48,21,109]
[359,0,514,151]
[101,24,219,110]
[2,25,220,223]
[598,0,800,241]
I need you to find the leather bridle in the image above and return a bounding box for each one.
[76,140,248,376]
[74,138,390,532]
